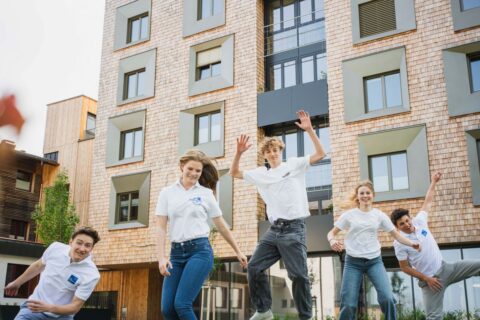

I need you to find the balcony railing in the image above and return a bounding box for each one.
[264,9,325,57]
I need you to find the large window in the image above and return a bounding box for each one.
[127,13,149,44]
[16,170,32,191]
[120,128,143,160]
[469,52,480,93]
[195,111,221,145]
[198,0,222,20]
[364,71,402,112]
[461,0,480,10]
[369,152,409,192]
[4,264,32,298]
[264,0,325,56]
[124,68,146,100]
[9,220,28,240]
[117,191,139,223]
[465,129,480,205]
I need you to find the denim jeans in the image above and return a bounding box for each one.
[15,302,74,320]
[339,255,396,320]
[161,237,213,320]
[247,219,312,320]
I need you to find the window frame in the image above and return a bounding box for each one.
[368,151,409,193]
[465,129,480,205]
[194,110,221,145]
[44,151,59,162]
[116,191,140,223]
[126,12,149,44]
[183,0,225,37]
[467,52,480,93]
[196,61,221,81]
[363,70,402,112]
[123,68,146,100]
[119,127,143,160]
[9,219,29,240]
[114,0,151,50]
[450,0,480,32]
[15,170,32,192]
[197,0,222,20]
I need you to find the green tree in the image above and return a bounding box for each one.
[32,171,79,245]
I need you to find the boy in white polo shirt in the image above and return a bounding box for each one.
[4,227,101,320]
[391,172,480,320]
[230,110,326,320]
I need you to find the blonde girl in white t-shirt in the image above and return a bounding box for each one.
[327,181,420,320]
[156,150,248,320]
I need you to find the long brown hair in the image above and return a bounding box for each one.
[340,180,375,210]
[179,149,219,191]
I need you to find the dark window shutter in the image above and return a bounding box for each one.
[359,0,396,38]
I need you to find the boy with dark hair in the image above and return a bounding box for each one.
[5,227,101,320]
[391,173,480,320]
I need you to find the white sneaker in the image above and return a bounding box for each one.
[249,310,274,320]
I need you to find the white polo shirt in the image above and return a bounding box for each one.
[243,156,311,224]
[155,180,222,242]
[393,211,443,277]
[335,208,395,259]
[30,242,100,317]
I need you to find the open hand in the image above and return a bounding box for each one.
[236,134,252,154]
[426,276,443,292]
[294,110,313,132]
[433,172,442,183]
[27,300,52,313]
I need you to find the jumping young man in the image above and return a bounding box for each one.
[230,110,326,320]
[4,227,101,320]
[391,172,480,320]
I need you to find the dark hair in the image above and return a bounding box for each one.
[391,208,410,226]
[71,226,100,245]
[179,149,219,191]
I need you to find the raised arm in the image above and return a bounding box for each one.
[420,172,442,213]
[398,260,442,292]
[4,259,45,296]
[229,134,252,179]
[156,216,172,276]
[295,110,326,164]
[212,216,248,268]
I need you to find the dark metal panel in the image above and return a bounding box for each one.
[257,80,328,127]
[258,213,334,254]
[0,238,45,258]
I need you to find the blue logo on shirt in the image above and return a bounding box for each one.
[67,274,79,285]
[421,229,428,237]
[191,197,202,205]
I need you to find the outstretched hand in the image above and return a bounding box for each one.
[432,172,442,183]
[294,110,313,132]
[236,134,252,154]
[4,281,20,297]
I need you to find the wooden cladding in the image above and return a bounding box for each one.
[359,0,396,38]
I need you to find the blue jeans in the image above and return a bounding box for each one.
[161,237,214,320]
[15,302,74,320]
[248,219,312,320]
[339,255,396,320]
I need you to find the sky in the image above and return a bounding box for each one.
[0,0,105,156]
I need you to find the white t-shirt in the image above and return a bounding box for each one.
[243,156,311,224]
[155,180,222,242]
[393,211,443,277]
[30,242,100,317]
[335,208,395,259]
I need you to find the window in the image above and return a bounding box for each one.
[195,111,221,145]
[16,170,32,191]
[86,112,96,134]
[364,71,402,112]
[301,53,327,84]
[124,68,146,100]
[231,288,242,309]
[358,125,429,202]
[9,220,28,240]
[127,13,149,43]
[196,47,222,81]
[282,299,288,308]
[44,151,58,162]
[106,110,145,167]
[120,128,143,160]
[179,102,225,157]
[468,52,480,93]
[450,0,480,31]
[109,171,150,230]
[198,0,222,20]
[343,47,409,122]
[117,49,156,105]
[114,0,151,50]
[465,129,480,205]
[264,0,325,56]
[269,60,296,90]
[359,0,396,38]
[351,0,416,43]
[369,152,409,192]
[461,0,480,10]
[117,191,139,222]
[443,41,480,116]
[4,264,31,298]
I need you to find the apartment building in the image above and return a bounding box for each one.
[90,0,480,319]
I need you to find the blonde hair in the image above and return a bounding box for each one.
[340,180,375,210]
[179,150,219,191]
[259,137,285,155]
